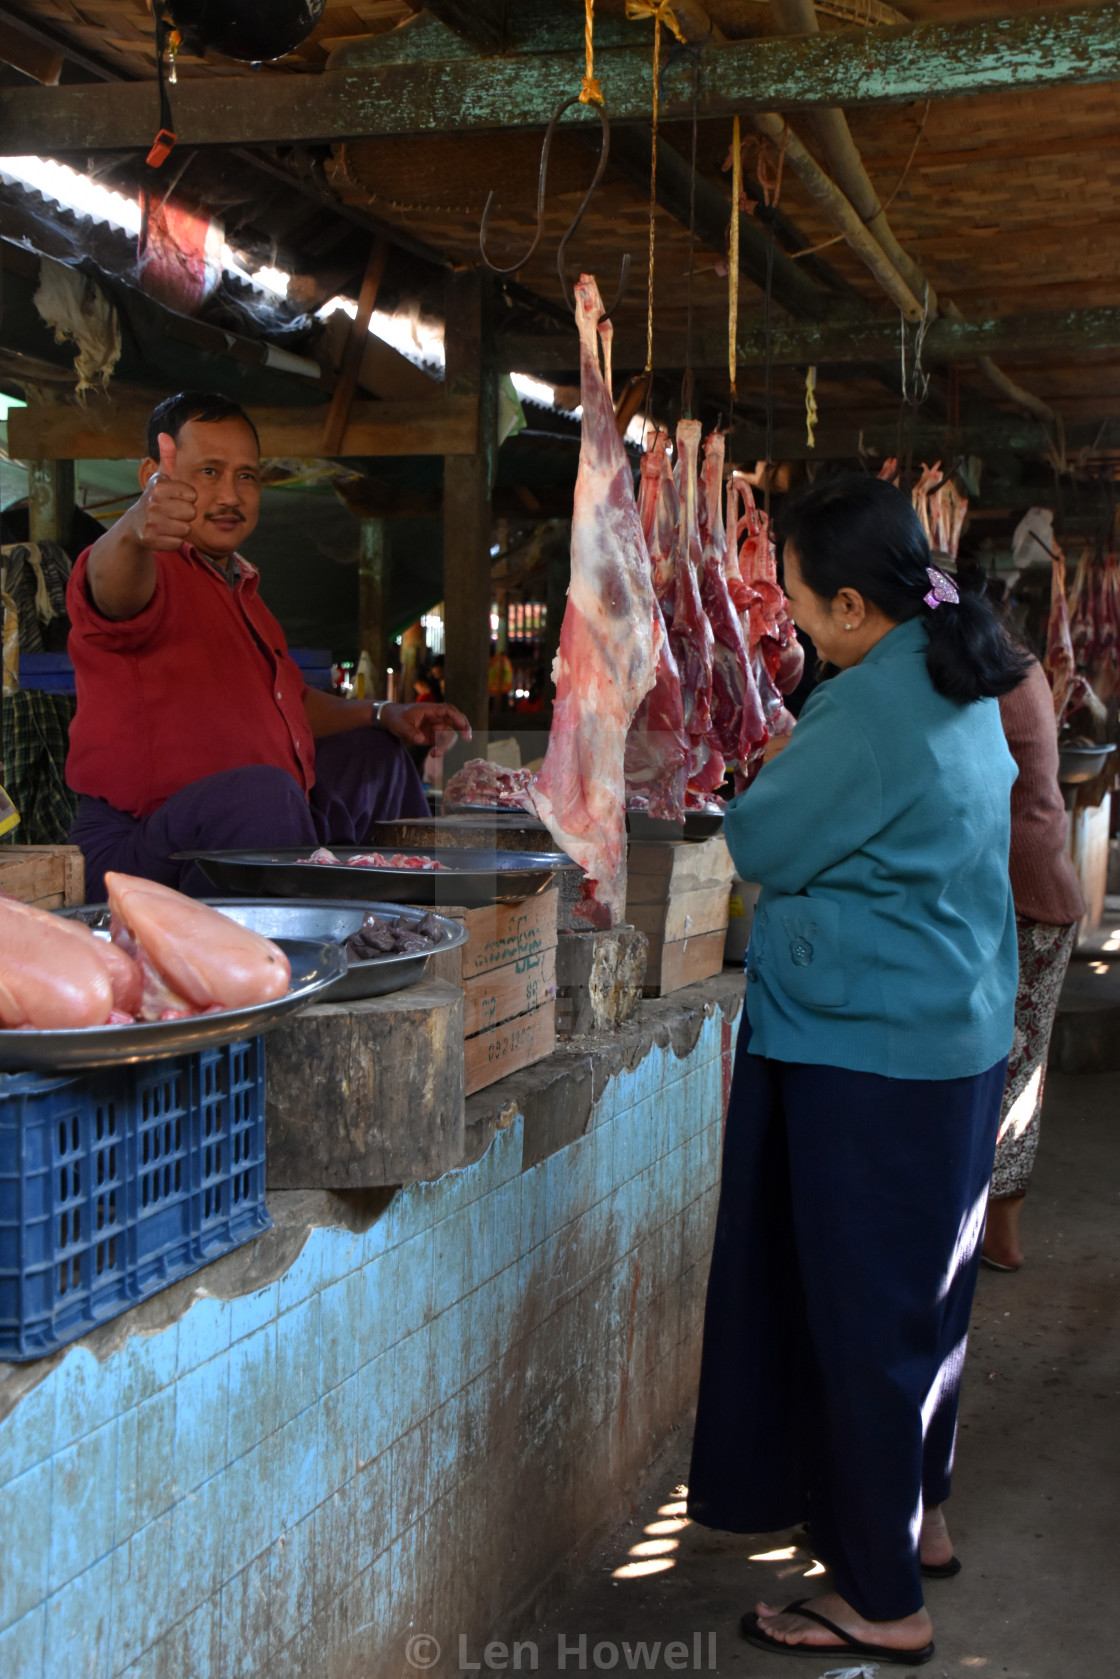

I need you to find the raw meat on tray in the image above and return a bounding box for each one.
[526,274,659,927]
[0,875,290,1031]
[0,894,117,1029]
[444,759,535,811]
[106,872,290,1019]
[306,848,448,870]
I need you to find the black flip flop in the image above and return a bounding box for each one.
[921,1555,962,1579]
[740,1599,935,1666]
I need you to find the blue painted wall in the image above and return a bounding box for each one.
[0,1006,737,1679]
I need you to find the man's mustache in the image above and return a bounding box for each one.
[204,508,246,521]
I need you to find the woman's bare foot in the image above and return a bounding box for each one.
[919,1504,954,1569]
[983,1193,1026,1269]
[755,1591,932,1652]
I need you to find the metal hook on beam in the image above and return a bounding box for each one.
[479,95,630,321]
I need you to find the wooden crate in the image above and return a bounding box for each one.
[626,835,734,996]
[0,844,84,909]
[428,888,559,1095]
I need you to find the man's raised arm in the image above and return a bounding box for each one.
[86,434,197,620]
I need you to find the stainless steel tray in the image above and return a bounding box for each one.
[442,805,548,828]
[0,937,344,1072]
[176,846,579,907]
[66,900,467,1003]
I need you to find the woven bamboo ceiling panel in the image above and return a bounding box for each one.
[5,0,1120,450]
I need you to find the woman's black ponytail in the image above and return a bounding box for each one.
[779,473,1032,703]
[921,567,1031,701]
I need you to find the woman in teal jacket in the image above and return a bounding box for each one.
[687,474,1029,1666]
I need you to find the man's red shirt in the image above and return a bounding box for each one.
[66,542,316,819]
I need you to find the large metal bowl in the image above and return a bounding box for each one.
[0,936,343,1071]
[64,900,468,1003]
[175,846,579,906]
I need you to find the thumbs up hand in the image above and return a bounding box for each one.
[132,430,197,553]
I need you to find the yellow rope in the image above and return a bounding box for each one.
[805,365,818,449]
[729,115,740,404]
[624,1,687,42]
[580,0,603,105]
[646,20,661,373]
[625,3,686,373]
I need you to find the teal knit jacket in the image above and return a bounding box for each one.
[726,616,1019,1080]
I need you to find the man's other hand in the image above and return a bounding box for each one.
[380,702,472,750]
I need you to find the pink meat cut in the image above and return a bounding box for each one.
[640,430,679,614]
[698,431,767,769]
[1042,541,1084,726]
[527,275,660,927]
[671,420,723,803]
[625,430,689,822]
[444,759,535,811]
[0,894,115,1028]
[728,471,804,700]
[106,873,291,1018]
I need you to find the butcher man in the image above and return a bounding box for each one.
[66,390,469,900]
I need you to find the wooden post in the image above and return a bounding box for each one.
[358,517,388,701]
[27,459,74,547]
[443,269,497,739]
[321,239,388,457]
[400,621,425,705]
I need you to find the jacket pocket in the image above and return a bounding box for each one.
[766,894,848,1009]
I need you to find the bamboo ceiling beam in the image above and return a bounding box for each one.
[7,394,479,462]
[607,127,828,321]
[4,6,1120,152]
[769,0,933,307]
[728,414,1120,463]
[764,0,1062,426]
[497,306,1120,375]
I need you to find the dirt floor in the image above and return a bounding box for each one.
[510,1064,1120,1679]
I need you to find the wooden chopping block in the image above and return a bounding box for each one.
[555,927,648,1037]
[263,978,464,1188]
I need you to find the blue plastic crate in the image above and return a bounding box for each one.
[0,1038,272,1361]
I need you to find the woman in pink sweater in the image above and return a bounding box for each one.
[987,657,1085,1269]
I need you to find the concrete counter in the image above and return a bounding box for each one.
[0,974,744,1679]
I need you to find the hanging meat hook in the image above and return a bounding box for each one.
[479,95,631,320]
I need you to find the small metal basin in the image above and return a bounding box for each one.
[1058,743,1114,784]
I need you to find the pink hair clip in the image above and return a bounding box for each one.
[924,566,960,610]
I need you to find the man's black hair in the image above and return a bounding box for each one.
[145,391,261,461]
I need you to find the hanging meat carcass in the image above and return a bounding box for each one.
[641,429,679,615]
[1091,549,1120,702]
[625,431,690,822]
[672,420,723,804]
[728,471,804,701]
[911,461,943,547]
[938,478,969,561]
[527,275,660,928]
[698,431,767,770]
[1041,538,1095,728]
[1068,547,1096,675]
